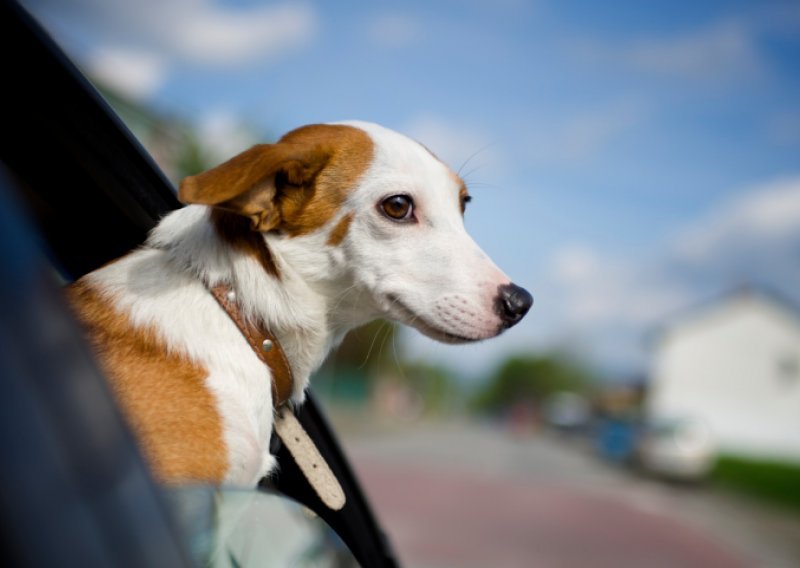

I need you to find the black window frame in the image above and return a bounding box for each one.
[1,2,399,566]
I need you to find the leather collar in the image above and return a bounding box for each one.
[209,284,295,409]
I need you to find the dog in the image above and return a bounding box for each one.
[67,121,532,487]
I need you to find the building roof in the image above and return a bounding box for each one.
[649,285,800,344]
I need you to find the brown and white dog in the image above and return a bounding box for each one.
[67,121,532,487]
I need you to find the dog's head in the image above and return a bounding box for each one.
[180,121,531,343]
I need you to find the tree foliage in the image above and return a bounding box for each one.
[399,361,461,415]
[322,320,400,376]
[471,354,593,415]
[314,321,404,404]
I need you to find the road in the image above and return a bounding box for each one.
[337,421,800,568]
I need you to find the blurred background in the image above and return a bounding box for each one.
[21,0,800,566]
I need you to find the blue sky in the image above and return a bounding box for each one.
[25,0,800,380]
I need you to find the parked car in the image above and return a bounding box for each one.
[638,417,716,480]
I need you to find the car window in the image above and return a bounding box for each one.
[1,4,396,564]
[168,487,360,567]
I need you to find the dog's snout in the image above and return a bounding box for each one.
[495,283,533,328]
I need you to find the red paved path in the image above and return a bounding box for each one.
[355,460,748,568]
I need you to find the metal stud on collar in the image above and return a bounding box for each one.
[226,290,236,302]
[261,339,274,352]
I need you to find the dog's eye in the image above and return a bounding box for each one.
[460,194,472,213]
[381,195,414,221]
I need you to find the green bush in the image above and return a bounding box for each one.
[711,455,800,512]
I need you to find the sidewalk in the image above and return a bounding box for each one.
[340,421,800,567]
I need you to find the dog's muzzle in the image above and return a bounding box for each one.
[495,283,533,329]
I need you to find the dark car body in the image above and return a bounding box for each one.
[0,2,398,565]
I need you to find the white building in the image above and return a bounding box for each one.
[647,289,800,462]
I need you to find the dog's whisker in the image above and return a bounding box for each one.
[330,282,360,313]
[358,320,386,370]
[390,327,407,384]
[457,142,495,178]
[377,320,395,364]
[461,163,490,186]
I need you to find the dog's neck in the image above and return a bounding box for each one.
[147,205,377,399]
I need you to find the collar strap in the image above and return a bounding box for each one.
[209,284,295,409]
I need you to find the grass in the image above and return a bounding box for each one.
[711,455,800,512]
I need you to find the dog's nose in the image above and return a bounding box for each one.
[495,283,533,328]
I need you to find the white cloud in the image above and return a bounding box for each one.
[551,245,689,329]
[405,115,496,175]
[196,110,260,164]
[624,21,759,78]
[25,0,317,99]
[85,49,166,101]
[545,176,800,373]
[674,177,800,262]
[527,100,647,164]
[173,3,316,65]
[572,20,762,81]
[552,245,598,283]
[752,3,800,37]
[765,109,800,146]
[367,13,423,48]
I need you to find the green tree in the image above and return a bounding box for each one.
[174,129,212,180]
[471,354,592,415]
[323,320,401,375]
[398,361,461,416]
[315,321,401,403]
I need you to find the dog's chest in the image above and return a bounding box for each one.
[84,249,281,485]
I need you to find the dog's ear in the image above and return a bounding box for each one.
[179,143,330,232]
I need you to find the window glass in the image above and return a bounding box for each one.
[168,487,360,567]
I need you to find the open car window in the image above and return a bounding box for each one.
[169,488,359,567]
[1,2,397,566]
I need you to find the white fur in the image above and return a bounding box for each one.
[332,121,511,342]
[87,122,516,485]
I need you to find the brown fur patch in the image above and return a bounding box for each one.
[66,280,228,484]
[275,124,373,237]
[180,124,373,239]
[326,213,354,246]
[211,209,280,278]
